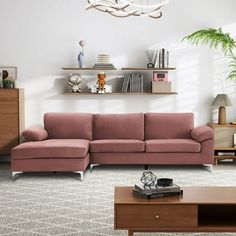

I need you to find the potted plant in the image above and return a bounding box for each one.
[183,28,236,80]
[1,79,14,88]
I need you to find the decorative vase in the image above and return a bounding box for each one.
[78,52,84,68]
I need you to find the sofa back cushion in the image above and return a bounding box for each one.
[93,113,144,140]
[44,113,93,140]
[145,113,194,139]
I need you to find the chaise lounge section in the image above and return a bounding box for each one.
[11,112,214,180]
[11,113,93,180]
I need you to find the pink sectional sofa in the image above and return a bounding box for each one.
[11,112,214,180]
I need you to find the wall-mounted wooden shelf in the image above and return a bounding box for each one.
[62,67,177,95]
[62,67,116,71]
[62,67,176,71]
[121,67,176,71]
[63,92,177,95]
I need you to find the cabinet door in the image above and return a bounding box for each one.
[215,127,236,147]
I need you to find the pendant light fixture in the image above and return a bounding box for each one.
[85,0,169,19]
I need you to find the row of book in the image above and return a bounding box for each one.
[133,183,183,199]
[122,74,144,93]
[149,48,169,68]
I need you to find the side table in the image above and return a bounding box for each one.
[208,123,236,164]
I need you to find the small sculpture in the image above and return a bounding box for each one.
[2,70,9,79]
[97,72,106,93]
[78,40,86,68]
[68,73,82,93]
[140,171,157,187]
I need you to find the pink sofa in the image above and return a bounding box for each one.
[11,112,214,180]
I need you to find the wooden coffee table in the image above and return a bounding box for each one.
[114,186,236,236]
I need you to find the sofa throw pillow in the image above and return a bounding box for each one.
[23,126,48,141]
[191,126,214,143]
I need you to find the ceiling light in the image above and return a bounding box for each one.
[86,0,169,19]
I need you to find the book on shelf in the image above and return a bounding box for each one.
[134,183,181,194]
[122,74,130,92]
[122,73,144,93]
[133,189,183,199]
[153,50,159,68]
[217,152,235,156]
[159,48,169,68]
[140,75,143,92]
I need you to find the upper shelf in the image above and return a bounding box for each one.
[62,67,116,71]
[62,67,176,71]
[121,67,176,71]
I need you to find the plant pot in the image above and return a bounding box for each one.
[3,83,13,88]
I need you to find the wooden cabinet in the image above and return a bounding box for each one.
[0,89,24,155]
[208,123,236,164]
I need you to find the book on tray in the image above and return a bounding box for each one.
[133,183,183,199]
[133,189,183,199]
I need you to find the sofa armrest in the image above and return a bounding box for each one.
[23,126,48,141]
[191,126,214,143]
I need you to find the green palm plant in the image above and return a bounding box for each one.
[183,28,236,80]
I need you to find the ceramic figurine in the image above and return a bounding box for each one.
[78,40,86,68]
[97,72,106,93]
[68,73,82,93]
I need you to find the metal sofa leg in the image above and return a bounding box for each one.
[203,164,213,173]
[12,171,23,181]
[73,171,84,181]
[90,164,100,173]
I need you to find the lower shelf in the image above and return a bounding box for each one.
[62,92,177,95]
[198,204,236,228]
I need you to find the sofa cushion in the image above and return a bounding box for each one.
[90,139,145,153]
[93,113,144,140]
[11,139,89,159]
[145,139,201,153]
[44,113,93,140]
[145,113,194,139]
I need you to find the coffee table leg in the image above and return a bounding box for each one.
[128,229,134,236]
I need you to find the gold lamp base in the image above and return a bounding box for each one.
[218,106,226,125]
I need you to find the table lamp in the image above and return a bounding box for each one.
[211,94,232,125]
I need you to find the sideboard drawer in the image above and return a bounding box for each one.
[116,204,197,228]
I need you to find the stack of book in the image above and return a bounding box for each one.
[93,63,115,69]
[133,183,183,199]
[93,54,115,70]
[122,74,144,93]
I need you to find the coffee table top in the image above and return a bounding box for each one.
[115,186,236,205]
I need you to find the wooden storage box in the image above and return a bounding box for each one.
[152,81,172,93]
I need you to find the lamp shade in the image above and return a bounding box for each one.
[211,94,232,107]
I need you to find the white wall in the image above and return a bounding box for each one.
[0,0,236,127]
